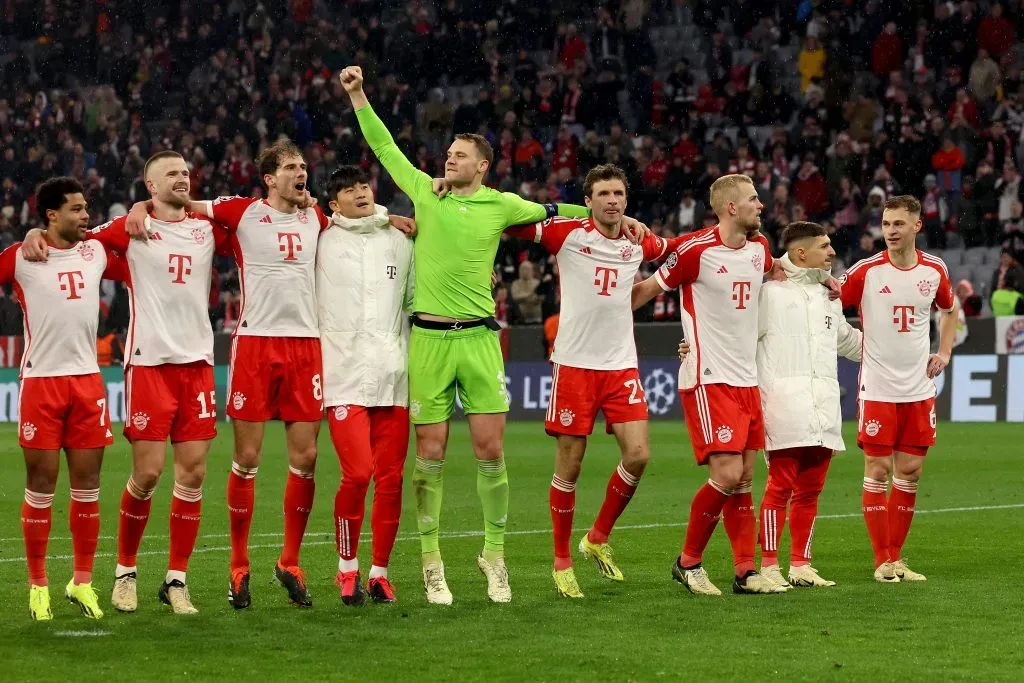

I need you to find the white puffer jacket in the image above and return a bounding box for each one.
[316,205,414,408]
[757,254,862,452]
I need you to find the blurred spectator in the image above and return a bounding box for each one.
[955,280,984,318]
[510,261,543,324]
[798,36,826,93]
[991,271,1024,315]
[991,249,1024,297]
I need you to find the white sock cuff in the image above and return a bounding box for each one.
[615,463,640,487]
[415,457,444,473]
[708,479,734,496]
[288,466,315,479]
[70,488,100,503]
[172,483,203,502]
[892,478,918,493]
[733,481,753,495]
[862,477,888,493]
[368,565,388,580]
[477,458,506,474]
[24,489,54,509]
[231,462,258,479]
[551,475,576,493]
[126,476,156,501]
[338,557,358,572]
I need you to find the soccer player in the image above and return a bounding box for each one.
[840,195,957,583]
[22,152,227,614]
[631,173,786,596]
[317,165,414,605]
[1,177,123,620]
[506,164,681,598]
[680,222,862,588]
[340,65,647,604]
[125,140,413,609]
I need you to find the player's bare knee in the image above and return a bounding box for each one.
[132,465,163,492]
[472,439,503,462]
[288,446,318,474]
[175,460,206,489]
[864,456,891,482]
[25,469,57,495]
[233,444,262,469]
[622,443,649,475]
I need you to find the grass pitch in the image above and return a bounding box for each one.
[0,421,1021,682]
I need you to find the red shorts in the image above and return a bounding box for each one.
[680,384,765,465]
[19,374,113,450]
[124,362,217,443]
[228,336,323,422]
[857,398,936,457]
[544,364,648,436]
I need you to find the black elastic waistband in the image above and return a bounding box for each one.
[411,316,497,331]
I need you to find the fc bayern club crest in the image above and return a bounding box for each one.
[751,253,763,272]
[620,244,634,261]
[297,210,309,224]
[79,242,95,262]
[917,279,932,297]
[192,228,206,244]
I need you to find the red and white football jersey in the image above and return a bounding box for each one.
[204,196,328,338]
[0,239,124,378]
[655,226,773,390]
[513,217,673,370]
[91,214,229,367]
[840,250,954,402]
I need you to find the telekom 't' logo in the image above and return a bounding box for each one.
[594,266,618,296]
[168,254,193,284]
[57,271,85,300]
[278,232,302,261]
[892,305,915,332]
[731,281,751,309]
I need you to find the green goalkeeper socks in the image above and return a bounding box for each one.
[413,457,444,555]
[477,457,509,556]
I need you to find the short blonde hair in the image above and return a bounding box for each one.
[709,174,755,214]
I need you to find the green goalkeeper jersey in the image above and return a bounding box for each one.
[355,104,588,320]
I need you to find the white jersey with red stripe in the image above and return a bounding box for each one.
[840,249,954,402]
[204,196,328,338]
[0,239,124,378]
[91,214,229,367]
[654,226,773,390]
[513,216,673,370]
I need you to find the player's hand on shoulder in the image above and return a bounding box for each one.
[431,178,451,198]
[125,201,151,241]
[389,214,417,237]
[825,276,842,300]
[678,339,690,361]
[296,190,317,210]
[21,228,48,262]
[339,66,364,92]
[927,351,950,378]
[621,216,649,244]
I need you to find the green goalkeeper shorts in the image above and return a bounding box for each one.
[408,324,510,425]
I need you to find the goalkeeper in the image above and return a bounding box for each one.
[340,66,645,605]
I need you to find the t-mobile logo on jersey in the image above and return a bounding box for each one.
[594,266,618,296]
[386,265,397,279]
[277,232,303,261]
[57,271,85,300]
[731,281,752,309]
[168,253,193,284]
[892,304,916,332]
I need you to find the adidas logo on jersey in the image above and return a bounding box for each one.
[717,265,728,274]
[259,215,273,224]
[879,286,892,294]
[579,247,592,254]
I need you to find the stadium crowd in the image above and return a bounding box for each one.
[0,0,1024,336]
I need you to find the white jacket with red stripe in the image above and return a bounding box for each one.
[756,255,862,452]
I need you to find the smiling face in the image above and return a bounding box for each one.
[330,180,376,219]
[146,155,191,208]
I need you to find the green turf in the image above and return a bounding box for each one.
[0,421,1021,682]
